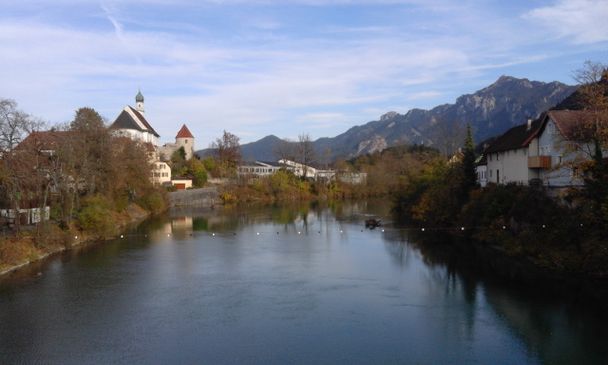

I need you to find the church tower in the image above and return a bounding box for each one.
[135,90,145,114]
[175,124,195,160]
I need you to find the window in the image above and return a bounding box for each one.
[185,139,188,144]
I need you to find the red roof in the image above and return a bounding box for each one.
[545,110,597,140]
[17,130,73,151]
[176,124,194,139]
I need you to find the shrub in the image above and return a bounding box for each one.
[137,190,167,213]
[76,195,116,237]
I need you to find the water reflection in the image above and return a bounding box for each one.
[0,200,606,364]
[381,224,608,365]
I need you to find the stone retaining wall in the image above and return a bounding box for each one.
[168,187,220,208]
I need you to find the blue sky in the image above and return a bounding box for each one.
[0,0,607,148]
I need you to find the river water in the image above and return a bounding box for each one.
[0,201,606,364]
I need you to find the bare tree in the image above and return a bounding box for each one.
[297,133,316,178]
[0,99,42,230]
[571,61,608,151]
[273,138,296,163]
[568,61,608,229]
[433,119,466,157]
[0,99,40,152]
[211,130,241,177]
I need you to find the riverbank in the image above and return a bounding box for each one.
[0,203,153,277]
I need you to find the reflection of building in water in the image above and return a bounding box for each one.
[171,216,193,239]
[150,222,173,241]
[148,217,194,241]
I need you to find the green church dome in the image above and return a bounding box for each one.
[135,90,144,102]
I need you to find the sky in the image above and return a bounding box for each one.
[0,0,607,148]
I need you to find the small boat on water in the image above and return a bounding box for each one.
[365,218,382,229]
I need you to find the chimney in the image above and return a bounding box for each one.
[526,118,532,131]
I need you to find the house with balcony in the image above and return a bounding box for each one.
[485,110,596,187]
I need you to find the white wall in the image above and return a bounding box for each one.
[486,147,531,185]
[152,162,172,185]
[113,129,158,146]
[476,165,487,187]
[537,119,585,187]
[176,137,194,160]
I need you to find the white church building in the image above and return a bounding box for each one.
[109,91,197,187]
[109,90,160,145]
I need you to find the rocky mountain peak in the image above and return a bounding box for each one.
[380,111,400,121]
[197,76,578,162]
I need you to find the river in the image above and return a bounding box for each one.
[1,200,606,364]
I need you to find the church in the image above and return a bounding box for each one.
[109,91,196,186]
[109,90,160,146]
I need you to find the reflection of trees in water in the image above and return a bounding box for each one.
[484,287,608,364]
[382,229,608,364]
[384,229,480,344]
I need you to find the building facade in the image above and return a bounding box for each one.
[485,110,595,187]
[109,91,160,146]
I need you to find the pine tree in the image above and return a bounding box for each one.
[461,124,477,194]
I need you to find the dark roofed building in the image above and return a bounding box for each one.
[485,117,543,154]
[109,91,160,145]
[17,130,73,154]
[485,109,601,187]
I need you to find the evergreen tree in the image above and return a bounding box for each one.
[461,124,477,195]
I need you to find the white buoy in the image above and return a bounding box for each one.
[461,227,465,231]
[120,235,124,239]
[256,232,260,236]
[74,236,78,239]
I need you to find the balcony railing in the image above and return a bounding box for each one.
[528,155,551,169]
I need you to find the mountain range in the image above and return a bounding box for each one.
[197,76,577,162]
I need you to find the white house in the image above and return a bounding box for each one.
[533,110,597,187]
[238,161,282,177]
[475,154,488,187]
[485,110,596,187]
[278,159,319,179]
[152,161,172,185]
[109,91,160,146]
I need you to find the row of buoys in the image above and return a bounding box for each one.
[111,222,584,240]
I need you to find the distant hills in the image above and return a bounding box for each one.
[197,76,577,162]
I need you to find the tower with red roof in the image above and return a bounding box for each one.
[175,124,195,160]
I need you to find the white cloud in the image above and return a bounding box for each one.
[524,0,608,44]
[1,0,604,147]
